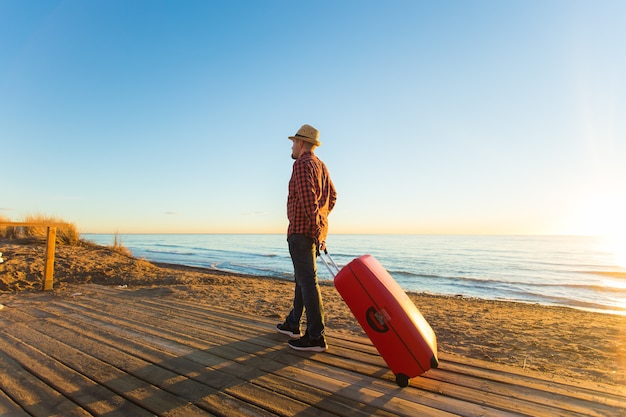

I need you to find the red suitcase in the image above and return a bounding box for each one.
[326,253,438,387]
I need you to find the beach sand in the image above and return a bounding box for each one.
[1,237,624,387]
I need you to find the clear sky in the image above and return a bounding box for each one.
[1,0,625,237]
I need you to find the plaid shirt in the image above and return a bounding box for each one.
[287,152,337,243]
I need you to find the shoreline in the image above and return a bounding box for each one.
[82,234,626,317]
[1,238,625,387]
[153,260,626,317]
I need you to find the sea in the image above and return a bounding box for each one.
[83,234,626,316]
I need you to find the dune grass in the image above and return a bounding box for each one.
[0,214,80,245]
[1,214,134,256]
[111,232,133,257]
[0,215,9,240]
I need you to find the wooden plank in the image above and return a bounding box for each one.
[0,329,153,417]
[51,286,626,416]
[131,290,626,416]
[4,301,302,417]
[0,346,91,417]
[427,362,626,415]
[0,322,260,417]
[43,296,456,417]
[438,352,626,398]
[245,370,400,417]
[42,300,275,374]
[0,317,214,417]
[39,292,550,416]
[0,386,31,417]
[29,298,381,417]
[26,293,441,417]
[47,294,279,356]
[266,360,473,417]
[2,284,625,417]
[46,305,380,416]
[271,354,520,417]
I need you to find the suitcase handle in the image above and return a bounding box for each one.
[319,249,341,278]
[365,306,390,333]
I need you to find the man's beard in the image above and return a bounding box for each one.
[291,153,297,160]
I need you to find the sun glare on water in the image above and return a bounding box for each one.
[598,220,626,269]
[601,201,626,268]
[607,235,626,268]
[569,192,626,268]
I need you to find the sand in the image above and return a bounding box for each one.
[1,237,625,387]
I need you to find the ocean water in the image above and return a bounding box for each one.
[83,234,626,315]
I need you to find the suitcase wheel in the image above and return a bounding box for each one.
[395,373,409,387]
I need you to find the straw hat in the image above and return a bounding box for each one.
[288,124,321,146]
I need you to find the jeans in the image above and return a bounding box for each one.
[285,234,325,339]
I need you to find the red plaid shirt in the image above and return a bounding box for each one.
[287,152,337,243]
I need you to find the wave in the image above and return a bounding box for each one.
[145,249,197,256]
[389,270,626,293]
[582,270,626,279]
[208,261,292,280]
[144,246,275,258]
[494,293,626,315]
[506,292,626,314]
[539,281,626,292]
[388,271,443,280]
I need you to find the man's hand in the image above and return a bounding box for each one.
[318,240,327,252]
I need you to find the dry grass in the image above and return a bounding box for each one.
[0,215,9,237]
[1,214,133,257]
[111,232,133,257]
[1,214,79,245]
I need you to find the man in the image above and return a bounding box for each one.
[277,124,337,352]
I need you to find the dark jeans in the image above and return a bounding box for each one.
[285,234,325,339]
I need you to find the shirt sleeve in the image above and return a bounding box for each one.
[329,178,337,213]
[294,158,321,240]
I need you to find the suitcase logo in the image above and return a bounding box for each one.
[365,306,391,333]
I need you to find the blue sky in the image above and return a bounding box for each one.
[1,0,625,236]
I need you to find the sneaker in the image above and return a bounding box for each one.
[288,333,327,352]
[276,322,302,339]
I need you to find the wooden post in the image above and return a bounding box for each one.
[43,226,56,291]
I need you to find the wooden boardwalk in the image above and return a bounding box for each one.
[0,285,624,417]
